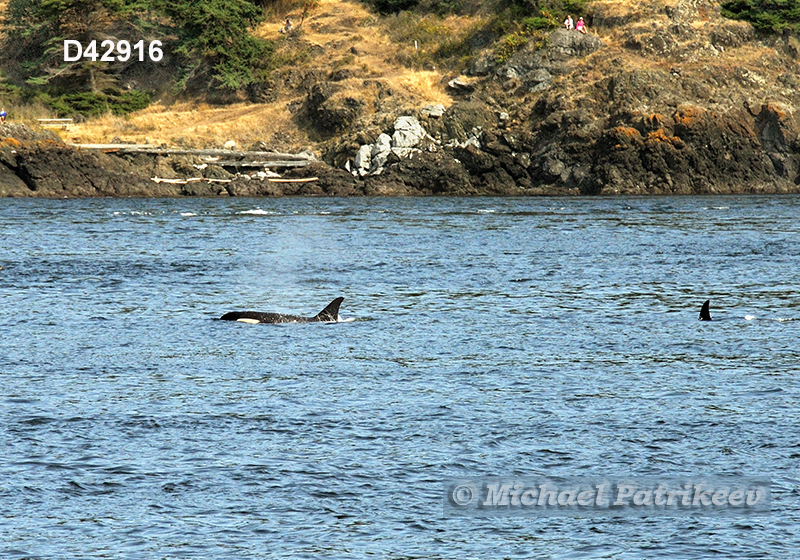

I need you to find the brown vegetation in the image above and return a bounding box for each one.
[62,0,455,150]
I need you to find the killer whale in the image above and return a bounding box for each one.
[219,297,344,324]
[699,299,800,322]
[699,300,712,321]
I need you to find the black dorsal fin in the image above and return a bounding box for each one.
[699,300,712,321]
[314,297,344,322]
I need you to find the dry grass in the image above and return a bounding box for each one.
[66,0,454,149]
[382,11,488,70]
[68,99,313,150]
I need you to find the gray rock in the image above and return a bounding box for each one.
[549,29,604,57]
[368,133,393,174]
[545,157,566,179]
[528,68,553,91]
[0,162,30,196]
[447,76,476,91]
[370,151,390,174]
[469,53,496,76]
[502,66,521,80]
[391,147,420,160]
[372,133,392,156]
[392,116,428,149]
[354,144,372,176]
[298,148,318,161]
[530,81,552,93]
[531,68,553,84]
[421,104,446,118]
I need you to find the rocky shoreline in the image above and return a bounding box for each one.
[2,0,799,198]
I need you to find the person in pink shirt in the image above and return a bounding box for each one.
[576,16,587,33]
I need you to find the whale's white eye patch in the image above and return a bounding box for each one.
[236,318,261,324]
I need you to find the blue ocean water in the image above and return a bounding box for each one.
[0,195,798,559]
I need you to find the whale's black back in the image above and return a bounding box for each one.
[220,297,345,324]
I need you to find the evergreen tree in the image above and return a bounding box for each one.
[721,0,800,32]
[151,0,273,90]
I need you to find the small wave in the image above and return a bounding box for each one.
[238,209,277,215]
[112,211,154,216]
[744,315,796,322]
[477,209,496,214]
[180,212,197,217]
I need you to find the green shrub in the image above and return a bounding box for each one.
[495,31,528,63]
[41,89,152,117]
[721,0,800,32]
[522,15,558,30]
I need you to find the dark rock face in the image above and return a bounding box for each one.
[548,29,604,57]
[0,124,61,143]
[426,101,496,145]
[303,82,365,138]
[365,150,478,195]
[0,161,29,196]
[500,29,602,91]
[0,138,170,197]
[247,80,279,104]
[585,106,782,194]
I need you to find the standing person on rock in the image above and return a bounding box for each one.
[0,108,6,123]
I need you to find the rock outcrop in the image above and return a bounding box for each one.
[326,0,800,196]
[2,0,800,198]
[349,116,437,177]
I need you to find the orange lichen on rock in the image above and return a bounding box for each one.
[610,126,643,149]
[644,114,669,130]
[615,126,641,138]
[646,128,682,144]
[647,129,670,142]
[0,138,22,147]
[673,106,707,127]
[762,102,788,120]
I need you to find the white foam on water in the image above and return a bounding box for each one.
[238,209,277,215]
[180,212,197,217]
[113,210,154,216]
[745,315,756,321]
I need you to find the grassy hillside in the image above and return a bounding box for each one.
[0,0,797,154]
[68,0,455,149]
